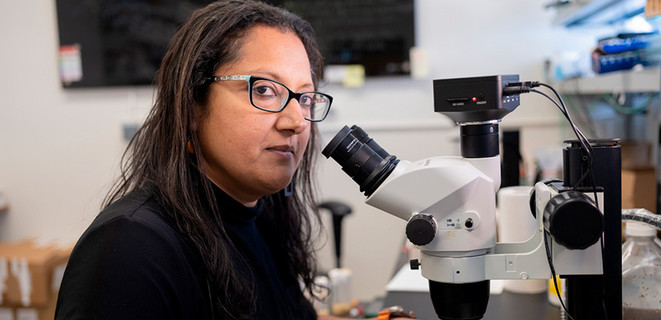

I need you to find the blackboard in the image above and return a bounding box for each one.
[55,0,415,88]
[275,0,415,76]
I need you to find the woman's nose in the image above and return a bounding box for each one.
[276,99,309,134]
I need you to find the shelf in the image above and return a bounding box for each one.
[552,0,646,27]
[557,66,661,94]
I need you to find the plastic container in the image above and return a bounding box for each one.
[328,268,353,316]
[622,221,661,319]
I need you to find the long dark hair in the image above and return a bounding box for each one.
[103,1,324,318]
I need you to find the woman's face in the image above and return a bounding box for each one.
[199,25,312,206]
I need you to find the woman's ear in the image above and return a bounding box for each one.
[186,131,196,154]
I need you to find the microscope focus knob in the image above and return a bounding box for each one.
[543,191,603,250]
[406,214,437,246]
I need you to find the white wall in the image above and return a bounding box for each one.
[0,0,608,302]
[0,1,152,242]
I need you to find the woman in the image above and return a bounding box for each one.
[55,1,413,319]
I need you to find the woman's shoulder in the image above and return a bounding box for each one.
[78,188,194,261]
[65,187,205,294]
[56,188,210,319]
[93,189,169,228]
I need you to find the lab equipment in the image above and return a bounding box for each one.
[621,221,661,319]
[318,201,354,316]
[323,75,621,319]
[319,201,353,268]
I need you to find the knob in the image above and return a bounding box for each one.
[410,259,420,270]
[543,191,603,250]
[406,214,436,246]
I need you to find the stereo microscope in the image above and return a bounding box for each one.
[323,75,622,319]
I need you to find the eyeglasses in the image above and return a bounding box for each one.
[207,75,333,122]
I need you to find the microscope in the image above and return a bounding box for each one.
[322,75,622,319]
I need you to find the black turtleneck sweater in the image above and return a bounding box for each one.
[55,186,316,320]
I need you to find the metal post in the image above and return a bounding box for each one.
[563,139,622,320]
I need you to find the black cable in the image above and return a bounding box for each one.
[506,82,594,167]
[543,231,575,320]
[511,80,606,320]
[530,88,594,191]
[508,82,598,198]
[564,95,598,138]
[542,86,592,163]
[537,83,600,210]
[534,83,602,244]
[539,83,593,154]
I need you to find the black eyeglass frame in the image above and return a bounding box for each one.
[206,75,333,122]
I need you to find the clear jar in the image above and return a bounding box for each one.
[622,221,661,320]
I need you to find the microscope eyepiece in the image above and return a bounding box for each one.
[322,125,399,197]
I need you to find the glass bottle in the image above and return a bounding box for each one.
[622,221,661,320]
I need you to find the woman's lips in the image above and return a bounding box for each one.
[267,144,295,156]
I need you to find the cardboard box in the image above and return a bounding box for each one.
[621,141,652,169]
[621,167,657,212]
[0,240,70,314]
[0,291,58,320]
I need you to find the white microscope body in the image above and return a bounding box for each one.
[364,153,603,284]
[367,156,498,277]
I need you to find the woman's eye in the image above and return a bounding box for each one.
[254,86,273,95]
[253,85,276,96]
[299,94,313,107]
